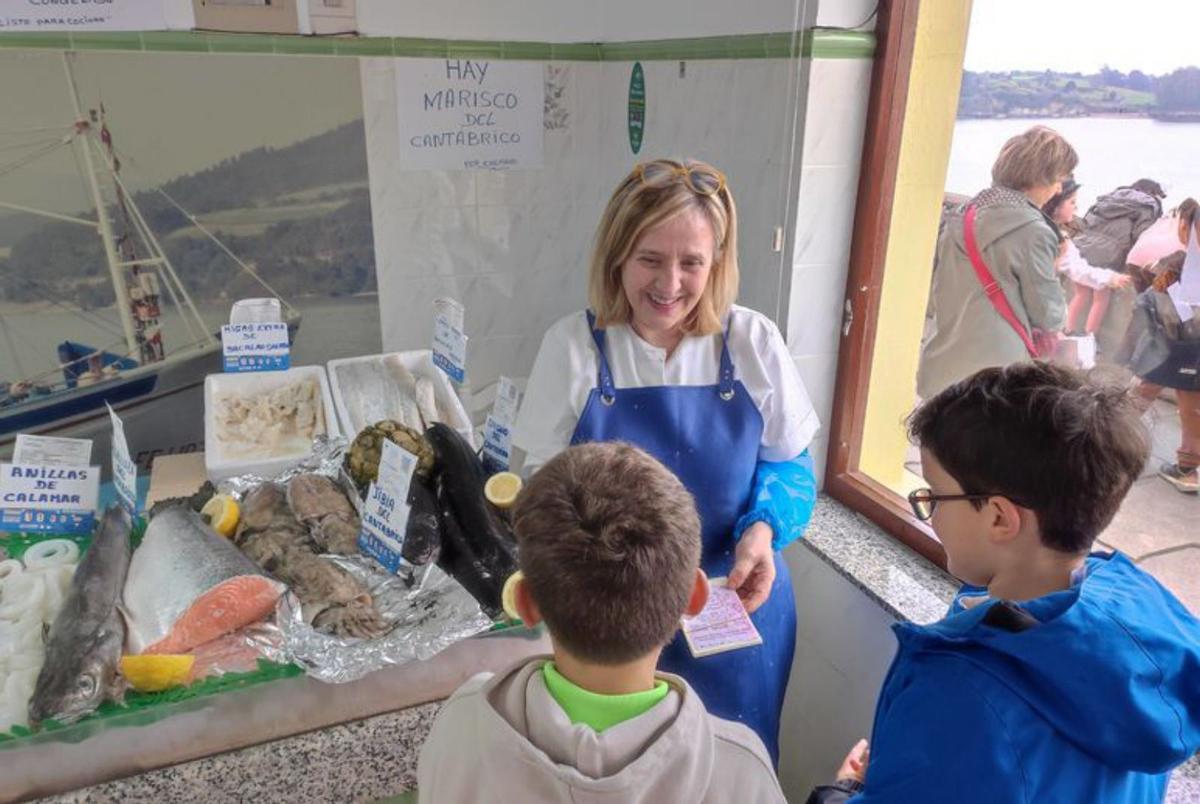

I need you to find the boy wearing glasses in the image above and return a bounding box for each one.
[809,362,1200,804]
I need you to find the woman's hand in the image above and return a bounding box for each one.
[727,521,775,613]
[1109,274,1133,290]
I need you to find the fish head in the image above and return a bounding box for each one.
[28,628,120,727]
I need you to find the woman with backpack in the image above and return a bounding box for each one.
[1118,197,1200,494]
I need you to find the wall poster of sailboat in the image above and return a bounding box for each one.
[0,49,380,475]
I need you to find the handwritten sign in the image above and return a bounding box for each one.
[681,578,763,658]
[481,376,519,473]
[395,58,544,171]
[107,403,137,515]
[0,0,167,31]
[431,304,468,384]
[13,434,92,468]
[221,322,290,372]
[358,439,418,574]
[0,463,100,534]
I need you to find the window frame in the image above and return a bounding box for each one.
[823,0,949,568]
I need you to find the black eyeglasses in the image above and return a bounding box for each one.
[907,488,997,521]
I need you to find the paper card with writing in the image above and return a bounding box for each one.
[432,312,468,384]
[357,439,419,574]
[13,434,92,468]
[681,578,763,658]
[106,403,137,515]
[481,376,520,472]
[394,58,544,171]
[221,322,290,372]
[0,463,100,534]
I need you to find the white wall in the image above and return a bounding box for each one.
[357,0,808,41]
[778,544,899,800]
[361,55,812,411]
[786,55,873,484]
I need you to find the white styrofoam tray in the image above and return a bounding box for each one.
[326,350,474,447]
[204,365,341,483]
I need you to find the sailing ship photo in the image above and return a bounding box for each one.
[0,50,379,473]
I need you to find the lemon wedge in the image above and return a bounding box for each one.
[201,494,240,537]
[484,472,523,509]
[120,654,195,692]
[501,571,524,622]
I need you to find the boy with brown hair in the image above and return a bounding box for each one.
[810,362,1200,803]
[418,441,785,803]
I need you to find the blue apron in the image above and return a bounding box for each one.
[570,312,796,764]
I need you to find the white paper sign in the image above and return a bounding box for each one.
[395,58,544,171]
[358,440,418,574]
[107,403,137,515]
[221,322,291,372]
[13,434,92,468]
[482,377,519,471]
[431,300,468,384]
[0,0,167,31]
[0,463,100,533]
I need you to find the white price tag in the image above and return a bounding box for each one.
[357,440,419,574]
[107,403,137,515]
[0,463,100,534]
[481,376,520,471]
[221,322,291,372]
[431,308,468,384]
[13,434,92,468]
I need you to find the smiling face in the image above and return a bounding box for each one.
[619,207,716,351]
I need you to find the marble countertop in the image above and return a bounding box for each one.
[0,627,549,802]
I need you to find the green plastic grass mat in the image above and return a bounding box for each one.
[0,522,306,749]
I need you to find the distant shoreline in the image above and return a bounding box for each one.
[0,292,379,318]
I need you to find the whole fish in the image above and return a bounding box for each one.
[123,505,285,655]
[28,505,131,727]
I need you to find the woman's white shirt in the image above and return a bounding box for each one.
[512,305,820,472]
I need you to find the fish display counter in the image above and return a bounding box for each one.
[0,379,544,800]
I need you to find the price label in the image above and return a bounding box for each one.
[0,462,100,534]
[221,322,290,373]
[358,440,419,574]
[107,403,137,515]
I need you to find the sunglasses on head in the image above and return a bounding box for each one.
[636,161,727,197]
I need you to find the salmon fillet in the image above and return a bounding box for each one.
[144,576,282,655]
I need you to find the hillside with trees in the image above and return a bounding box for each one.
[958,66,1200,120]
[0,121,375,309]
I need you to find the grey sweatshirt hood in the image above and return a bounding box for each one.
[417,656,785,804]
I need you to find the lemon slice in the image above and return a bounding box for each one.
[501,571,524,622]
[120,654,195,692]
[484,472,523,509]
[201,494,240,537]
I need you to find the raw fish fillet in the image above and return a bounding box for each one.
[123,506,286,655]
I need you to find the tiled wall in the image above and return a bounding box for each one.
[787,55,873,485]
[361,56,810,414]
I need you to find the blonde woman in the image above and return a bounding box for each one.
[512,159,819,763]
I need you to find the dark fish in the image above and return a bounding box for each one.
[28,505,131,727]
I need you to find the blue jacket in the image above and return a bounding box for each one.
[853,552,1200,803]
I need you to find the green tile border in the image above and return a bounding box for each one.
[0,29,873,61]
